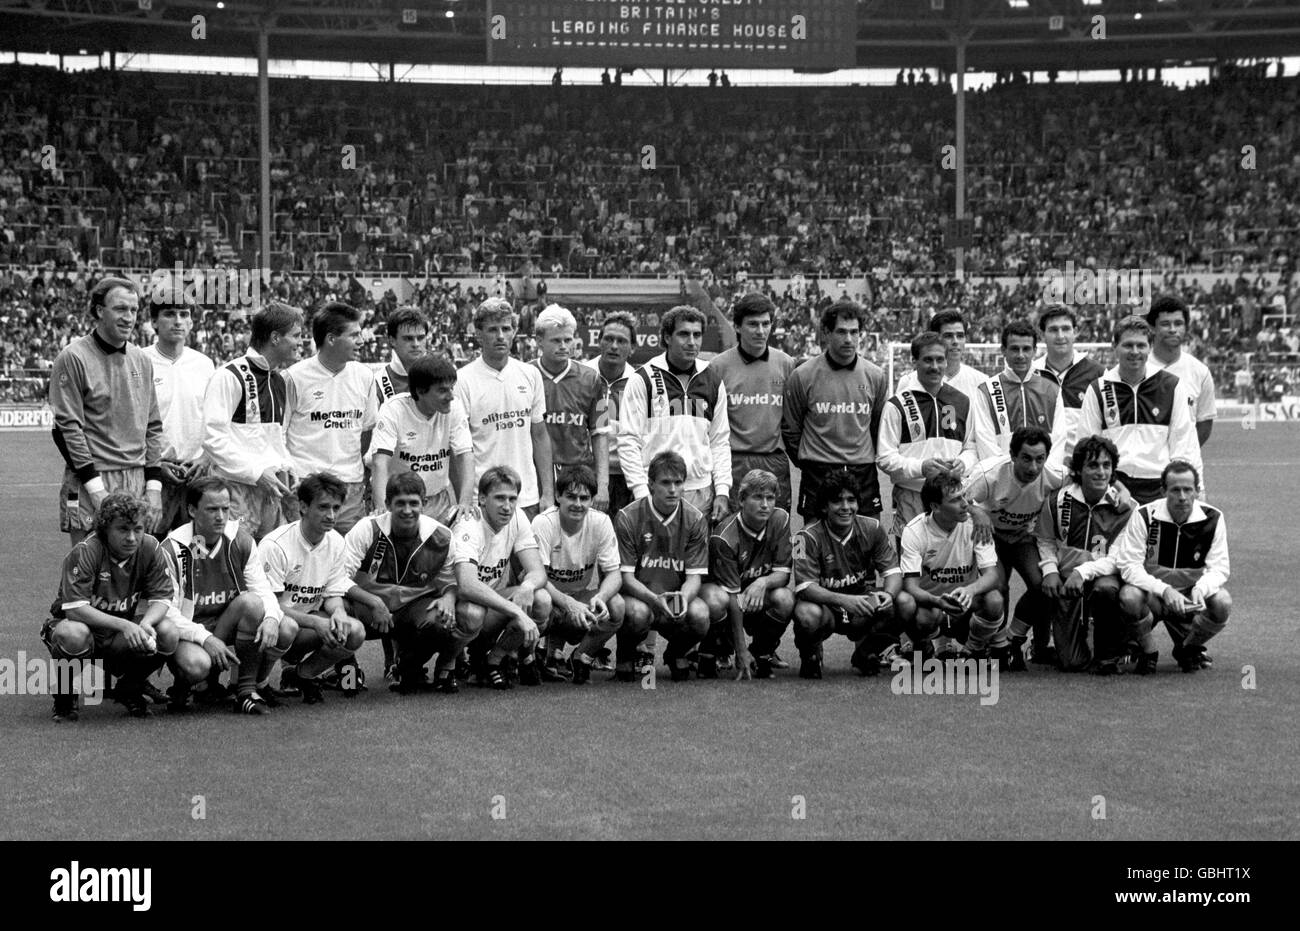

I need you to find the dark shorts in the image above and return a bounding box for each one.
[730,450,792,512]
[1116,473,1163,506]
[798,461,883,521]
[59,467,144,534]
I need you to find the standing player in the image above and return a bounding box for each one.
[1070,316,1200,505]
[584,311,638,516]
[143,295,215,531]
[964,426,1064,669]
[369,353,475,524]
[897,310,990,402]
[41,494,206,720]
[1111,461,1231,674]
[453,467,553,689]
[1033,305,1105,465]
[201,301,302,540]
[790,472,909,679]
[899,474,1006,662]
[342,473,462,695]
[614,452,711,682]
[373,306,429,405]
[260,473,368,704]
[49,277,165,545]
[532,304,609,510]
[782,299,890,522]
[698,469,795,680]
[454,297,554,519]
[618,305,731,523]
[531,465,625,685]
[284,301,379,534]
[1147,295,1216,448]
[1034,436,1137,674]
[709,293,796,512]
[970,321,1064,464]
[876,332,979,541]
[161,477,294,714]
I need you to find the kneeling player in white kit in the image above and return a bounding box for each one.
[900,474,1006,663]
[1111,460,1232,674]
[699,469,796,681]
[531,465,625,685]
[454,466,553,690]
[260,473,368,704]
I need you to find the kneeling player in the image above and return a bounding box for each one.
[791,471,912,679]
[700,469,795,680]
[260,473,368,703]
[1111,460,1231,673]
[41,493,225,720]
[1034,436,1137,673]
[453,466,553,689]
[531,465,625,685]
[614,451,710,682]
[964,426,1064,669]
[343,472,462,694]
[900,474,1006,663]
[162,477,295,713]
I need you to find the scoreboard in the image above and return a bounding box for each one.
[486,0,857,70]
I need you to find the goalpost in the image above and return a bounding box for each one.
[882,342,1115,393]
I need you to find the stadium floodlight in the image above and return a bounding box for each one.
[445,9,454,17]
[1081,0,1102,6]
[1007,0,1028,7]
[136,0,151,10]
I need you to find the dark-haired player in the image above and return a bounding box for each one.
[1034,435,1137,673]
[583,311,639,516]
[42,494,223,720]
[614,451,710,682]
[531,465,625,685]
[1147,295,1216,448]
[342,472,461,694]
[453,466,553,689]
[970,321,1063,466]
[373,306,429,405]
[1111,460,1231,674]
[964,426,1064,669]
[48,277,165,546]
[896,309,990,403]
[1033,305,1104,466]
[201,301,303,540]
[260,473,367,703]
[699,469,795,680]
[161,476,293,713]
[900,474,1005,662]
[791,471,910,679]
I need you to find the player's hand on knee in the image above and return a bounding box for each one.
[370,603,394,634]
[739,579,767,613]
[1161,587,1191,616]
[1063,571,1086,597]
[588,596,609,624]
[255,616,280,649]
[428,593,457,630]
[203,636,237,672]
[123,623,153,653]
[510,587,535,613]
[514,614,540,649]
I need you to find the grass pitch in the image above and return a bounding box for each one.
[1,427,1296,840]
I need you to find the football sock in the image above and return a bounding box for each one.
[1183,614,1225,648]
[235,640,261,698]
[966,614,1002,652]
[1135,613,1156,652]
[256,642,288,688]
[1007,617,1032,640]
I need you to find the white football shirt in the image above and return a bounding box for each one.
[963,455,1062,543]
[370,394,472,500]
[259,521,353,612]
[1149,351,1217,424]
[452,510,538,592]
[453,356,547,508]
[531,507,619,596]
[284,357,379,483]
[143,344,215,461]
[899,513,998,596]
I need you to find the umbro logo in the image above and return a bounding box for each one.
[98,571,111,581]
[517,385,529,393]
[405,431,417,441]
[313,390,325,400]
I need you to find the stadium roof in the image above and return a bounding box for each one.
[2,0,1299,72]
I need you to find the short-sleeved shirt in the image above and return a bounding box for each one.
[51,534,175,621]
[709,508,793,594]
[533,359,607,467]
[453,356,548,507]
[793,514,898,596]
[1149,351,1217,423]
[615,496,708,592]
[899,513,998,596]
[259,521,353,612]
[963,456,1058,544]
[452,510,538,592]
[370,394,472,500]
[284,357,380,484]
[531,507,619,595]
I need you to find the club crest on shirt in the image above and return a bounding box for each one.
[1153,407,1160,416]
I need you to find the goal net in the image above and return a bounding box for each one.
[881,342,1115,393]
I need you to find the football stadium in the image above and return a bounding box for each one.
[1,0,1298,860]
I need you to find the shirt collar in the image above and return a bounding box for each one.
[388,352,408,377]
[998,367,1034,385]
[650,500,680,527]
[1103,361,1158,385]
[827,520,856,546]
[244,348,272,370]
[737,513,767,541]
[737,343,770,364]
[825,351,858,371]
[1153,498,1206,525]
[92,330,127,355]
[539,359,572,382]
[1067,482,1121,507]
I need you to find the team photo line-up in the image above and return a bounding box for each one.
[39,274,1231,720]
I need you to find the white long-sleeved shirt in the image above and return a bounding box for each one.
[617,353,731,499]
[1110,499,1230,601]
[876,384,979,492]
[143,344,216,462]
[201,349,295,486]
